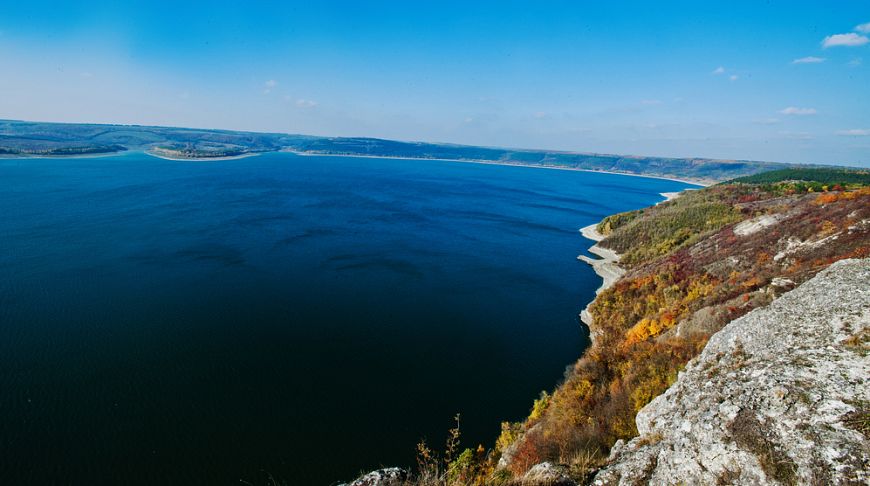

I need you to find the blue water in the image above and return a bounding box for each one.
[0,152,692,485]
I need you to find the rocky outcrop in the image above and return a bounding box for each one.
[593,258,870,485]
[522,462,576,485]
[339,467,408,486]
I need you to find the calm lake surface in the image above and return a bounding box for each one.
[0,152,692,484]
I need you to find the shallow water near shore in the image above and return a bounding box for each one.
[0,152,692,485]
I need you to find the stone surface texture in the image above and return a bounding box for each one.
[593,258,870,485]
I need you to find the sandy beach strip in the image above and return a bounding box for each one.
[578,224,625,291]
[659,191,681,202]
[144,151,262,162]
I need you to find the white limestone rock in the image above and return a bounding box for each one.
[593,258,870,485]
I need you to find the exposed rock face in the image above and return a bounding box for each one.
[733,213,782,236]
[593,258,870,485]
[522,461,576,485]
[340,467,408,486]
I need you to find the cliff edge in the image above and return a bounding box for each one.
[593,258,870,485]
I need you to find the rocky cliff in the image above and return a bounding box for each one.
[593,258,869,485]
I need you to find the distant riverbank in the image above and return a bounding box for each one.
[0,151,124,160]
[286,150,711,187]
[1,142,713,187]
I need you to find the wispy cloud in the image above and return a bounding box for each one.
[822,33,869,48]
[848,57,863,67]
[780,107,817,116]
[711,67,740,81]
[295,99,318,108]
[778,131,814,140]
[856,22,870,34]
[640,99,663,105]
[792,56,825,64]
[837,128,870,136]
[754,118,780,125]
[263,79,278,94]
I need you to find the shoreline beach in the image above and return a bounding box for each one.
[144,151,262,162]
[577,190,686,327]
[577,223,626,328]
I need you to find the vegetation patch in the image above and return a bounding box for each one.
[842,400,870,438]
[727,409,797,485]
[728,167,870,186]
[597,187,743,266]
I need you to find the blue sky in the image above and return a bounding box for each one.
[1,1,868,166]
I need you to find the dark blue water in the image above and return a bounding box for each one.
[0,152,692,485]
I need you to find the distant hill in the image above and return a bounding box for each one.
[0,119,795,183]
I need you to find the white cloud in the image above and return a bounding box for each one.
[263,79,278,94]
[848,57,863,67]
[79,71,94,78]
[822,33,869,48]
[779,107,817,116]
[729,75,739,81]
[837,128,870,136]
[792,56,826,64]
[856,22,870,34]
[712,66,725,75]
[640,99,663,105]
[295,99,317,108]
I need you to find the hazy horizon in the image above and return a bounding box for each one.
[1,1,869,166]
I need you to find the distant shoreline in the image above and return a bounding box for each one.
[286,150,710,187]
[0,151,124,160]
[2,147,710,186]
